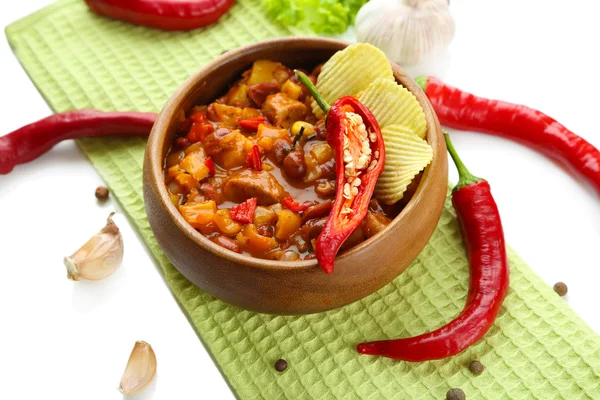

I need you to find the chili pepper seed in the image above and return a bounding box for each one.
[468,360,484,376]
[553,282,568,297]
[274,359,287,372]
[95,186,110,200]
[446,388,466,400]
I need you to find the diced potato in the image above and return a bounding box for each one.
[303,154,321,183]
[184,141,207,156]
[291,121,315,138]
[213,132,251,169]
[174,173,200,192]
[257,136,274,151]
[167,165,184,180]
[253,206,277,226]
[179,201,217,229]
[239,224,278,252]
[169,194,182,207]
[246,60,282,86]
[241,107,262,120]
[274,209,302,241]
[214,209,242,236]
[227,84,250,107]
[279,251,300,261]
[257,124,289,141]
[282,79,302,100]
[211,103,243,127]
[262,93,307,129]
[180,151,210,181]
[310,143,333,165]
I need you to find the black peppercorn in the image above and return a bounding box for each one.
[553,282,568,297]
[446,388,466,400]
[274,359,287,372]
[468,360,484,376]
[95,186,109,200]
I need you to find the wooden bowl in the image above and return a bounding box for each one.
[143,37,448,315]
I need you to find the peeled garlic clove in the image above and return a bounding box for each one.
[356,0,455,66]
[64,212,123,281]
[119,341,157,395]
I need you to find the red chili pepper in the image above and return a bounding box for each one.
[230,197,258,224]
[238,116,268,131]
[295,71,385,274]
[0,110,157,175]
[84,0,236,31]
[246,144,262,171]
[357,133,509,361]
[205,157,215,176]
[282,197,308,213]
[416,75,600,195]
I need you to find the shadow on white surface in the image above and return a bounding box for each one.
[122,372,158,400]
[71,264,127,313]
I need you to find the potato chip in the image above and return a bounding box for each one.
[312,43,394,118]
[357,79,427,139]
[375,124,433,204]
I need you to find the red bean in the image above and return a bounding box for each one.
[248,82,280,108]
[257,224,274,237]
[272,139,291,165]
[302,201,333,224]
[283,150,306,180]
[302,217,327,240]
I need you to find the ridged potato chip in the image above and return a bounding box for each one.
[312,43,394,118]
[375,124,433,204]
[357,79,427,139]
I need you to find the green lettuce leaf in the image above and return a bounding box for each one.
[262,0,368,34]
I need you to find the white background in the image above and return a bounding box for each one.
[1,1,599,399]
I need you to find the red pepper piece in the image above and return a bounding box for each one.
[205,157,215,175]
[84,0,236,31]
[230,197,258,224]
[246,144,263,171]
[357,133,509,361]
[282,197,308,213]
[0,110,157,175]
[238,116,268,131]
[187,121,214,143]
[295,71,385,274]
[416,75,600,196]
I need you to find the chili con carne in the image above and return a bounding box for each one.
[0,110,157,175]
[416,75,600,195]
[357,133,509,361]
[296,71,385,274]
[84,0,235,31]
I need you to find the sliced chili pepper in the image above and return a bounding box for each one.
[230,197,258,224]
[416,75,600,195]
[0,110,157,175]
[282,196,308,213]
[205,157,215,175]
[238,116,268,131]
[296,71,385,274]
[83,0,236,31]
[357,133,509,361]
[246,144,263,171]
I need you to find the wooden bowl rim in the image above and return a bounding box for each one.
[145,36,443,272]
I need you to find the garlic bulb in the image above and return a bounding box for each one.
[119,341,157,395]
[356,0,455,66]
[64,212,123,281]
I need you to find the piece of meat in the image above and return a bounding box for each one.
[223,169,288,205]
[262,93,307,128]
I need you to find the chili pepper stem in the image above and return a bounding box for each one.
[414,75,428,91]
[444,131,484,191]
[294,70,330,114]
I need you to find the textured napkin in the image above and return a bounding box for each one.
[6,0,600,398]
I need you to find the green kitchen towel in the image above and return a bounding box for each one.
[6,1,600,398]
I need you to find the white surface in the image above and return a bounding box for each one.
[0,1,599,399]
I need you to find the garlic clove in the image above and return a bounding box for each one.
[119,341,157,395]
[64,212,123,281]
